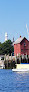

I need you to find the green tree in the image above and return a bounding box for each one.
[0,40,14,55]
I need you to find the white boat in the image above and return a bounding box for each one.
[12,64,29,72]
[12,68,29,72]
[0,65,5,69]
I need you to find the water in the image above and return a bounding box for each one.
[0,70,29,92]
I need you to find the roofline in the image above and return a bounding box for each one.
[14,37,29,45]
[20,37,29,43]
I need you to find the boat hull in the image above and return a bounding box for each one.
[12,64,29,72]
[12,69,29,72]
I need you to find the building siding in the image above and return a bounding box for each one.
[14,37,29,55]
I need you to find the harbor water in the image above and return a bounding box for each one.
[0,69,29,92]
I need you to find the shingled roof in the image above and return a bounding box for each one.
[13,36,23,44]
[13,36,29,45]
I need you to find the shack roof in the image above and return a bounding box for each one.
[13,37,29,45]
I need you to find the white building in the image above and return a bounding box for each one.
[5,32,8,41]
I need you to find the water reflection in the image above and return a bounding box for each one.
[0,69,29,92]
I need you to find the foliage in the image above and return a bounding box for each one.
[0,40,14,55]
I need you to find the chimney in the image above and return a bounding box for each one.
[20,36,21,38]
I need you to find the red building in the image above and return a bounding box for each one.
[14,36,29,56]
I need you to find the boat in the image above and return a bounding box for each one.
[12,68,29,72]
[0,65,5,69]
[12,64,29,72]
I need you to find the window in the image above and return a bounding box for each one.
[24,42,26,46]
[21,49,23,52]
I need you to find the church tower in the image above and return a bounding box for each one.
[5,32,8,41]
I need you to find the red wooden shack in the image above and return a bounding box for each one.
[14,36,29,56]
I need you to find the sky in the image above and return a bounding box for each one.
[0,0,29,42]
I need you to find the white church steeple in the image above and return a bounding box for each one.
[5,32,8,41]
